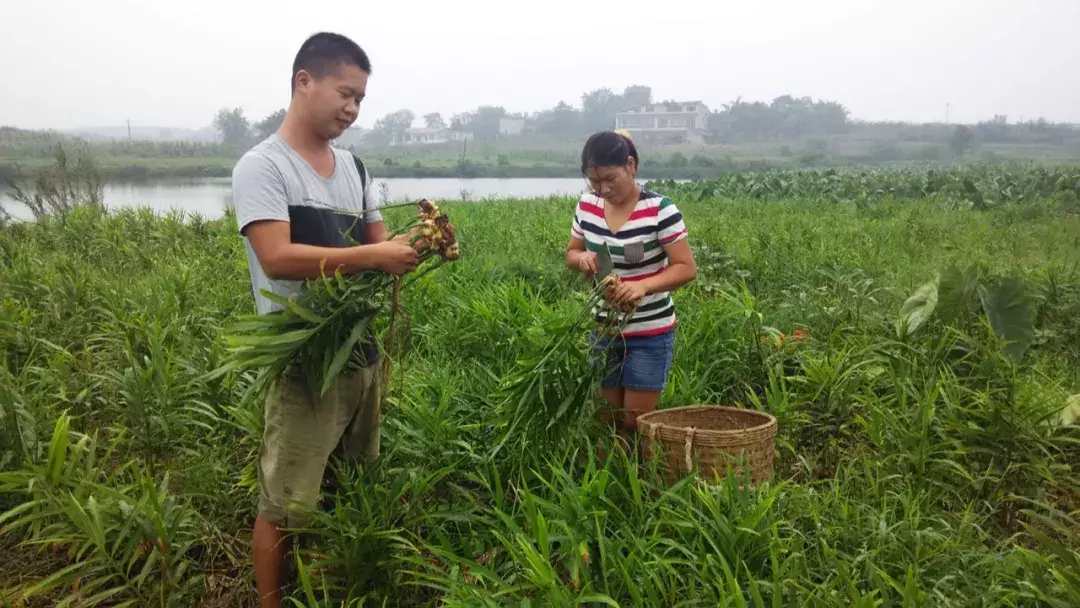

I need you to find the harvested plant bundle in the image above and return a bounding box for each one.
[213,199,460,401]
[490,244,636,463]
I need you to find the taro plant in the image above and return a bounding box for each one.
[897,263,1037,362]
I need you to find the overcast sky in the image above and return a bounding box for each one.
[3,0,1077,131]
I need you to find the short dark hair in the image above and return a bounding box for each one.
[581,130,640,176]
[291,32,372,94]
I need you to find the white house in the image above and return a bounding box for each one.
[391,128,474,146]
[614,101,710,142]
[498,117,526,136]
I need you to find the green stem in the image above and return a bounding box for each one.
[323,199,425,218]
[400,259,448,290]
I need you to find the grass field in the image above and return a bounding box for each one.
[1,167,1079,606]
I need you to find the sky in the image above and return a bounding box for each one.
[2,0,1078,131]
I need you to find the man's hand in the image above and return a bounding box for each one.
[607,280,647,309]
[393,227,424,251]
[372,239,419,275]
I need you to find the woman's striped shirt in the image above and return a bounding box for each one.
[570,188,689,337]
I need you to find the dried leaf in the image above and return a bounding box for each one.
[898,276,938,336]
[1058,394,1080,427]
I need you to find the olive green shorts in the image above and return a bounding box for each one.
[256,363,381,528]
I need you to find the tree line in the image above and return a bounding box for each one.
[359,87,852,144]
[209,86,853,146]
[210,86,1077,153]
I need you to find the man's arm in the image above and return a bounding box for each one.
[243,220,416,280]
[363,218,389,244]
[233,154,417,281]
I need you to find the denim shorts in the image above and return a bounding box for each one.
[591,328,675,392]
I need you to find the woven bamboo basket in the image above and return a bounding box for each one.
[637,405,777,486]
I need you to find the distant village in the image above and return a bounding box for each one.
[388,101,711,147]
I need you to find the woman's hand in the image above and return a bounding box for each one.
[607,280,647,309]
[577,251,599,276]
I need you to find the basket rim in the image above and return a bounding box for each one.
[637,404,777,435]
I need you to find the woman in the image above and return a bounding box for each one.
[566,130,697,450]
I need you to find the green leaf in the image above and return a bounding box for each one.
[1058,394,1080,427]
[286,299,326,324]
[226,328,315,349]
[258,289,295,309]
[936,264,981,323]
[978,276,1035,361]
[227,312,296,329]
[46,413,70,486]
[321,316,371,396]
[229,353,294,368]
[898,276,938,336]
[577,594,620,607]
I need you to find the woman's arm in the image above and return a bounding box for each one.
[609,196,696,307]
[609,238,696,307]
[639,238,697,294]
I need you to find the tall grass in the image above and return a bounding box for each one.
[1,173,1078,605]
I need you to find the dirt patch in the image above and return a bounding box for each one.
[0,532,68,606]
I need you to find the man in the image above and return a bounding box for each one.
[231,32,417,607]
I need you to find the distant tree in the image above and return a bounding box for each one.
[213,107,251,145]
[706,95,849,142]
[713,98,772,141]
[620,85,652,111]
[691,153,715,167]
[667,151,689,169]
[254,109,287,139]
[525,85,653,137]
[449,113,467,131]
[374,109,415,133]
[423,112,446,129]
[371,109,415,145]
[533,101,582,136]
[459,106,507,141]
[975,114,1010,143]
[949,125,975,156]
[581,88,620,132]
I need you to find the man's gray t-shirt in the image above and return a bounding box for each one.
[231,134,382,316]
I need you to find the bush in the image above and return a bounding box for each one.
[2,144,105,225]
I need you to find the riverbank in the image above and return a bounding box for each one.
[5,140,1080,183]
[0,153,952,182]
[0,155,782,181]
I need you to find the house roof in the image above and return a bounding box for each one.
[616,101,709,115]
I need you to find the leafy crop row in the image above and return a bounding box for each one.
[1,169,1078,605]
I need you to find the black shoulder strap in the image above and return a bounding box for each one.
[351,153,368,211]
